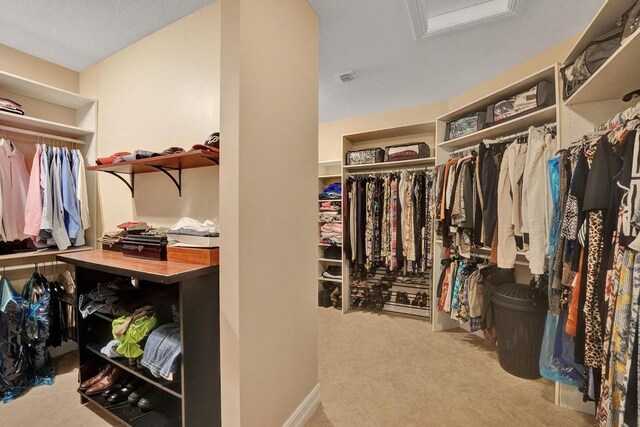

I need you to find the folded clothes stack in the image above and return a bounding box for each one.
[324,246,342,260]
[319,183,342,199]
[78,277,135,319]
[0,97,25,115]
[319,211,341,223]
[320,222,342,246]
[167,217,219,247]
[100,229,125,249]
[319,201,341,212]
[141,322,181,380]
[322,265,342,279]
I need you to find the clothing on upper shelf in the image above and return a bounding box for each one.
[319,183,342,200]
[0,98,24,116]
[434,124,557,272]
[167,217,219,237]
[322,265,342,279]
[345,169,434,274]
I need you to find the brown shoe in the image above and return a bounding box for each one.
[85,367,125,396]
[79,364,113,391]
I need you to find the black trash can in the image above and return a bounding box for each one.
[492,283,547,379]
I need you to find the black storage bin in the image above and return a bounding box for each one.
[492,284,547,379]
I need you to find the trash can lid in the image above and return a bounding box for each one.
[492,283,548,312]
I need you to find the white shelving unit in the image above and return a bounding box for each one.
[0,69,98,267]
[433,63,558,332]
[341,122,436,318]
[318,160,343,302]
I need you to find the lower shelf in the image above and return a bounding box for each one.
[85,343,182,398]
[318,277,342,283]
[80,390,181,427]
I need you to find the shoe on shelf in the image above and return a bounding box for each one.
[85,367,125,396]
[128,384,155,406]
[79,364,113,391]
[107,378,145,404]
[138,389,171,413]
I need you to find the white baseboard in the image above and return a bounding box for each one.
[283,383,321,427]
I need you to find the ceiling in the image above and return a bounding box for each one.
[0,0,212,71]
[0,0,604,122]
[310,0,604,121]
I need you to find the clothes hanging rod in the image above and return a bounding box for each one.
[595,99,640,131]
[0,124,87,145]
[347,166,433,177]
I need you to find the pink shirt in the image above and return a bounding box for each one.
[0,138,29,242]
[24,144,43,237]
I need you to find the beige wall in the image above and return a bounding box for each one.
[79,3,221,237]
[319,36,579,162]
[219,0,319,425]
[0,43,78,92]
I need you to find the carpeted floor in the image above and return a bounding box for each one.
[307,307,594,426]
[0,308,594,426]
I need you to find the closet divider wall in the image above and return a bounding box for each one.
[340,123,436,318]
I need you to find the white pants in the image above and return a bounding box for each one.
[497,142,526,268]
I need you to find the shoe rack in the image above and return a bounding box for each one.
[57,249,220,427]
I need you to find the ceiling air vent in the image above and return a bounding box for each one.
[338,71,356,83]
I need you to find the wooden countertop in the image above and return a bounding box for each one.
[57,249,218,284]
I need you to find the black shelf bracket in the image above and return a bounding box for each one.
[146,165,182,197]
[103,171,135,197]
[202,156,219,165]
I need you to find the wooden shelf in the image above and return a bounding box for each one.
[0,245,93,267]
[86,150,219,197]
[437,106,556,150]
[344,157,435,171]
[319,277,342,283]
[57,250,217,284]
[0,69,95,109]
[318,258,342,263]
[565,29,640,105]
[0,110,93,139]
[85,342,182,398]
[86,150,219,174]
[319,243,341,247]
[318,198,341,202]
[319,174,341,179]
[79,390,181,427]
[318,221,342,224]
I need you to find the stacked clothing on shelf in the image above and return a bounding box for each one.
[319,183,341,199]
[345,169,435,273]
[20,143,89,250]
[167,217,219,247]
[322,265,342,279]
[0,98,24,115]
[434,123,557,273]
[320,222,342,246]
[319,211,341,223]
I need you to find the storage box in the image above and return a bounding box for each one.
[122,238,168,261]
[167,246,220,265]
[345,148,385,165]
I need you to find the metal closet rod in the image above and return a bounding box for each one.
[449,122,557,156]
[347,167,433,177]
[0,124,86,145]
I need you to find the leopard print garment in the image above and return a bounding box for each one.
[584,210,604,368]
